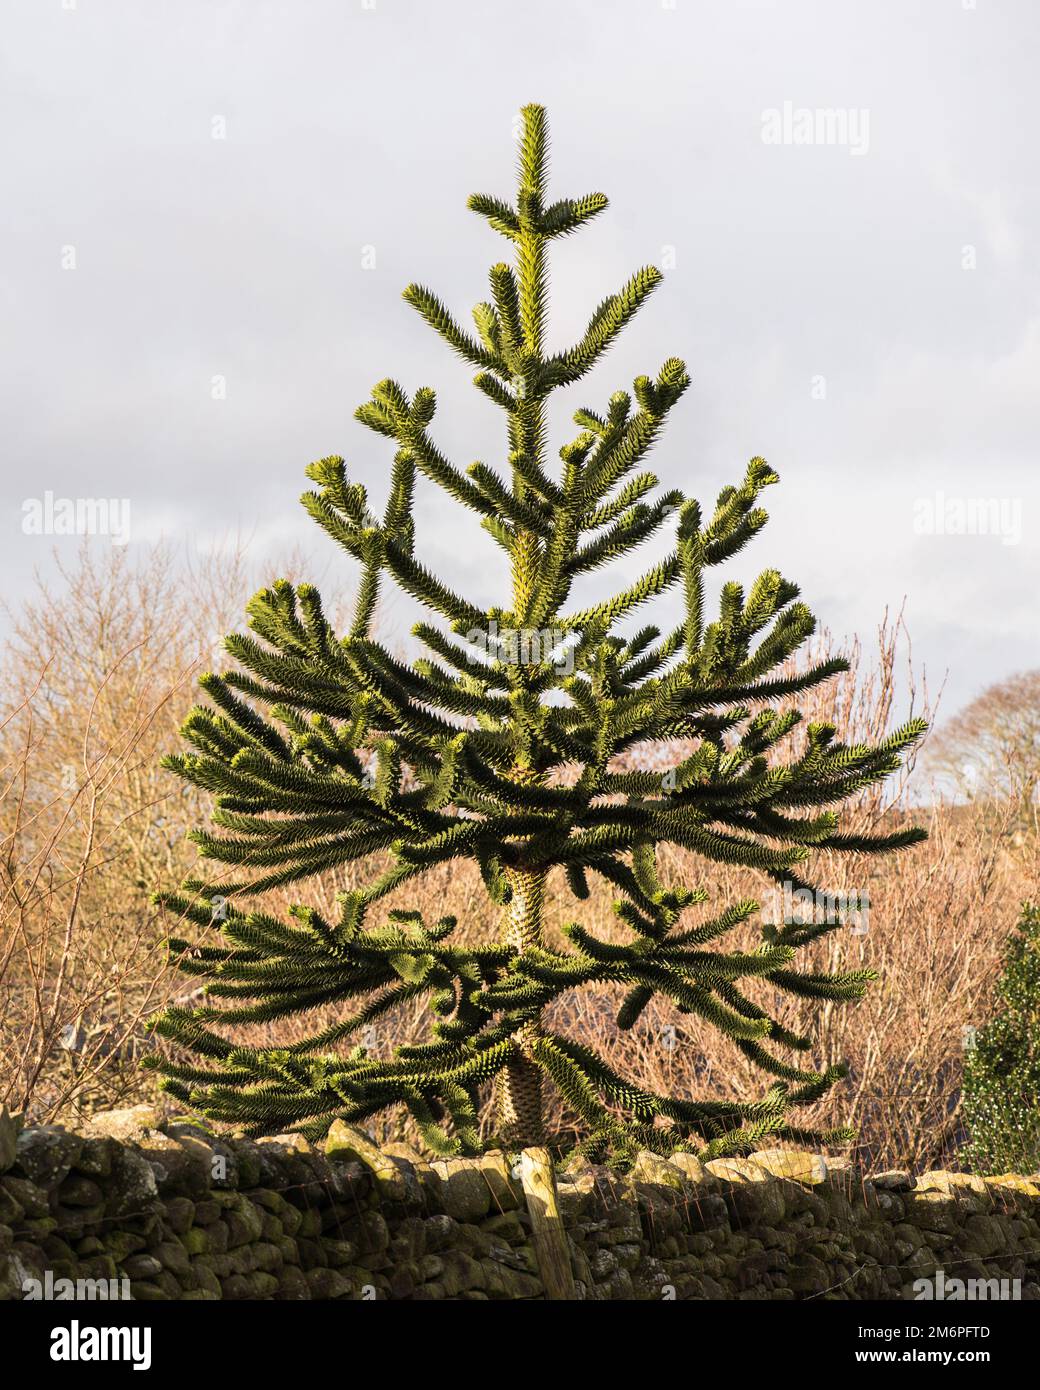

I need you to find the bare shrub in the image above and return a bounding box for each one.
[0,647,188,1119]
[0,541,348,1121]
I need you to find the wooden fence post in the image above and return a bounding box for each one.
[519,1146,578,1300]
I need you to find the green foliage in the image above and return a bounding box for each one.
[962,903,1040,1175]
[145,105,926,1162]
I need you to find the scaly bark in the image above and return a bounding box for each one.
[496,862,547,1146]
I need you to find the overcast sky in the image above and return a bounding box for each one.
[2,0,1037,721]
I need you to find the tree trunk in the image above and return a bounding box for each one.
[496,864,547,1147]
[499,520,548,1146]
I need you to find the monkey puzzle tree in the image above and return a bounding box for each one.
[145,105,926,1160]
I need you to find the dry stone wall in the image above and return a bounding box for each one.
[1,1105,1038,1301]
